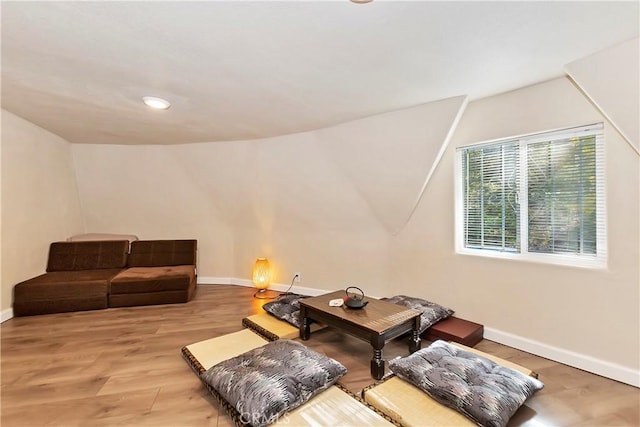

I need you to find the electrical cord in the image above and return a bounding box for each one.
[277,274,299,298]
[255,274,299,299]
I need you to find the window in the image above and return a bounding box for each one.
[455,123,606,268]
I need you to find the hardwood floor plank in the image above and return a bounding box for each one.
[1,376,110,408]
[14,358,111,387]
[0,389,159,426]
[2,284,639,426]
[84,386,220,427]
[96,367,194,396]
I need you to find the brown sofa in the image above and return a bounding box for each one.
[13,240,129,316]
[13,239,197,316]
[109,239,197,307]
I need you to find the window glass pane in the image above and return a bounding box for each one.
[527,136,597,255]
[463,143,519,252]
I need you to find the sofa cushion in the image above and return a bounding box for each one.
[47,241,129,272]
[13,269,122,316]
[110,265,195,294]
[128,240,197,267]
[15,270,122,300]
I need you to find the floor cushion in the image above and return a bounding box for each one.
[201,340,347,427]
[388,340,543,427]
[382,295,454,334]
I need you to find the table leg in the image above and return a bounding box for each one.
[371,347,385,380]
[300,307,310,340]
[409,318,422,353]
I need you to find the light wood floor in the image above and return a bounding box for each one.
[1,285,638,426]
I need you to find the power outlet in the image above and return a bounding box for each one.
[294,272,302,283]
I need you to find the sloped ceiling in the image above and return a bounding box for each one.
[2,1,638,145]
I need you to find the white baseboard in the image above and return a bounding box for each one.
[484,327,640,388]
[197,276,329,296]
[197,276,234,285]
[1,308,14,323]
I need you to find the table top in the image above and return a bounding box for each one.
[299,290,420,334]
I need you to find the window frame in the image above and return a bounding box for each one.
[454,123,607,269]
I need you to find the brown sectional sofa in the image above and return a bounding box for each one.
[13,239,197,317]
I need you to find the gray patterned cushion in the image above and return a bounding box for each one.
[382,295,454,333]
[262,293,309,327]
[389,340,543,427]
[200,340,346,427]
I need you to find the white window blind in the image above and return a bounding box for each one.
[456,123,606,267]
[462,142,520,252]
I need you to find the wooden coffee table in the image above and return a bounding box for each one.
[299,290,422,379]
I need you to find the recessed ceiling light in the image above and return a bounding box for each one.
[142,96,171,110]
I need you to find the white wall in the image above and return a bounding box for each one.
[1,110,84,316]
[70,143,236,276]
[391,77,639,384]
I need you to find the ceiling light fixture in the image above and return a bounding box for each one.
[142,96,171,110]
[350,0,373,3]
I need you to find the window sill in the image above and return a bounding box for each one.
[456,247,607,270]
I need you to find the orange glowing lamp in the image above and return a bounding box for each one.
[252,258,271,291]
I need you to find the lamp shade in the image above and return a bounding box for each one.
[252,258,271,290]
